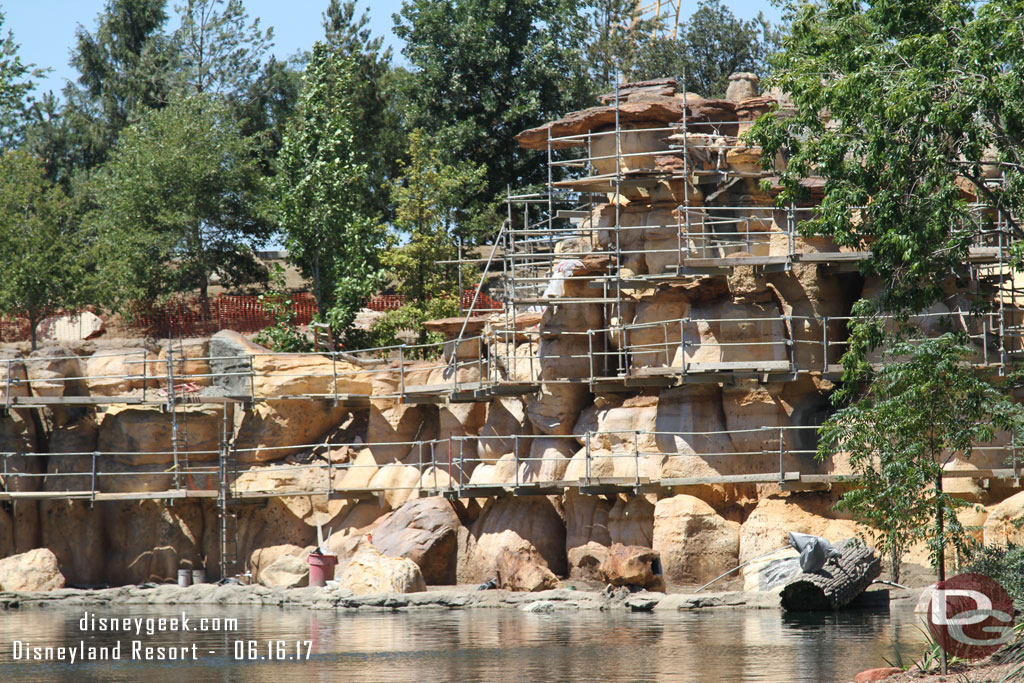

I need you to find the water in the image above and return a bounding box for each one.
[0,602,928,682]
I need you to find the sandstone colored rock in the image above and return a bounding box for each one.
[367,463,423,510]
[854,667,902,682]
[85,348,156,395]
[258,552,309,588]
[460,496,567,583]
[0,350,29,401]
[497,547,562,592]
[238,498,316,577]
[209,331,373,399]
[102,500,206,584]
[233,399,349,463]
[337,545,426,595]
[567,541,609,582]
[652,495,739,586]
[98,404,222,466]
[608,496,654,547]
[600,543,664,590]
[36,311,104,343]
[725,72,759,102]
[40,499,105,586]
[984,490,1024,546]
[477,397,531,462]
[0,547,65,591]
[157,339,211,387]
[739,495,859,565]
[25,346,84,398]
[370,497,461,585]
[521,437,574,483]
[564,489,612,550]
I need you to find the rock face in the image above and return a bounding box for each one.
[369,497,460,585]
[600,543,665,591]
[0,548,66,591]
[337,545,427,595]
[460,496,567,583]
[652,495,739,587]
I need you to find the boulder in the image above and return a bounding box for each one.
[363,365,435,462]
[497,547,562,592]
[600,543,665,590]
[984,491,1024,546]
[25,346,84,398]
[854,668,903,683]
[370,497,461,584]
[367,463,423,510]
[237,499,316,575]
[568,541,610,582]
[258,552,309,588]
[36,311,104,343]
[0,547,65,591]
[85,348,156,395]
[337,545,426,595]
[251,543,307,582]
[652,495,740,586]
[40,499,105,586]
[157,339,211,387]
[0,350,29,401]
[460,496,567,583]
[564,489,612,550]
[521,437,574,483]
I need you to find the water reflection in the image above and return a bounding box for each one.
[0,601,927,682]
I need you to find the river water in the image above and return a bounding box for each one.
[0,601,927,682]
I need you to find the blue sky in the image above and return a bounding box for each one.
[6,0,783,97]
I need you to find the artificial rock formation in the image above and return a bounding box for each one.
[0,74,1019,593]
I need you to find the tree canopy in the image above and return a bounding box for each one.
[749,0,1024,315]
[275,41,385,329]
[91,94,270,308]
[819,334,1024,581]
[0,151,87,348]
[393,0,594,242]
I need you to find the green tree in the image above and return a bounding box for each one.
[61,0,176,171]
[819,334,1024,582]
[393,0,594,242]
[627,0,780,97]
[0,152,87,349]
[748,0,1024,315]
[92,94,270,308]
[171,0,273,99]
[0,10,44,149]
[322,0,403,221]
[233,55,303,174]
[384,129,485,305]
[275,42,384,331]
[585,0,661,91]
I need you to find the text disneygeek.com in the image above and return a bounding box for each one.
[8,611,313,662]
